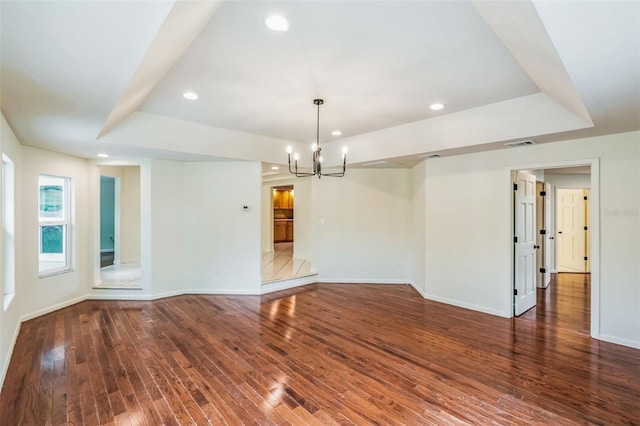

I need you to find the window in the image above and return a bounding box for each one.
[39,175,72,276]
[2,154,15,309]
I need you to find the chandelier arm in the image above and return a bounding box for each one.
[319,154,346,177]
[320,171,346,177]
[288,153,314,176]
[287,98,346,178]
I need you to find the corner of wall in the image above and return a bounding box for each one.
[0,319,21,392]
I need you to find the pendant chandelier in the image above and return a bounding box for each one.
[287,99,347,178]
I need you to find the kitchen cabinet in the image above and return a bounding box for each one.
[273,189,294,209]
[274,220,293,242]
[273,190,282,209]
[274,221,287,242]
[285,221,293,241]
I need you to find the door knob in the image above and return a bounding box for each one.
[558,231,562,234]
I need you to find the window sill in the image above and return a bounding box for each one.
[92,284,142,290]
[39,268,73,279]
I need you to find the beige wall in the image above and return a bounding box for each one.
[0,112,22,387]
[417,131,639,348]
[311,168,413,282]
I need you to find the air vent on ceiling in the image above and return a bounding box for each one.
[504,140,535,148]
[418,153,441,159]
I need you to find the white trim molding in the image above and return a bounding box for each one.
[0,320,22,390]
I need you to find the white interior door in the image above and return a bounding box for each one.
[543,182,551,286]
[557,188,588,272]
[514,171,537,316]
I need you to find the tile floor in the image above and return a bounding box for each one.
[98,262,141,288]
[96,246,312,288]
[261,242,315,283]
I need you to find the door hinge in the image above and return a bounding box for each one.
[584,256,588,261]
[540,191,546,196]
[540,267,546,273]
[584,196,588,200]
[514,236,518,243]
[513,183,518,191]
[584,226,588,231]
[514,289,518,296]
[540,229,546,235]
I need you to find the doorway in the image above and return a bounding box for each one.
[96,165,141,288]
[100,175,117,267]
[272,185,294,245]
[511,161,596,336]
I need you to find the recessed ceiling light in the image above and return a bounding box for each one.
[430,103,444,111]
[97,153,109,158]
[265,14,290,32]
[271,166,279,170]
[183,91,198,100]
[331,130,342,136]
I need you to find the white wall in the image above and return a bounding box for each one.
[312,169,412,282]
[148,160,185,296]
[121,166,141,263]
[410,162,427,295]
[20,146,91,317]
[419,131,639,347]
[0,112,22,387]
[182,162,261,294]
[261,176,313,260]
[545,173,590,188]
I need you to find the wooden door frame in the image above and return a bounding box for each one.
[509,159,600,338]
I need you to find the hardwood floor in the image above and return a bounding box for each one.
[1,274,638,425]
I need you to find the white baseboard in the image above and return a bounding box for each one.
[408,281,427,298]
[261,275,318,295]
[596,333,640,349]
[421,292,510,318]
[184,289,260,296]
[0,320,21,392]
[318,278,409,285]
[87,288,261,302]
[20,295,87,323]
[87,293,156,301]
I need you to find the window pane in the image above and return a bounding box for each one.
[39,185,64,219]
[41,225,64,254]
[38,175,71,275]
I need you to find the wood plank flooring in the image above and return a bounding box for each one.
[1,273,639,425]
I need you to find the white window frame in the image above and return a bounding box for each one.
[2,154,16,310]
[39,174,73,276]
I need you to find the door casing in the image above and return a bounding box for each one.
[508,159,599,338]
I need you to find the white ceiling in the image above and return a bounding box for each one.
[1,0,638,166]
